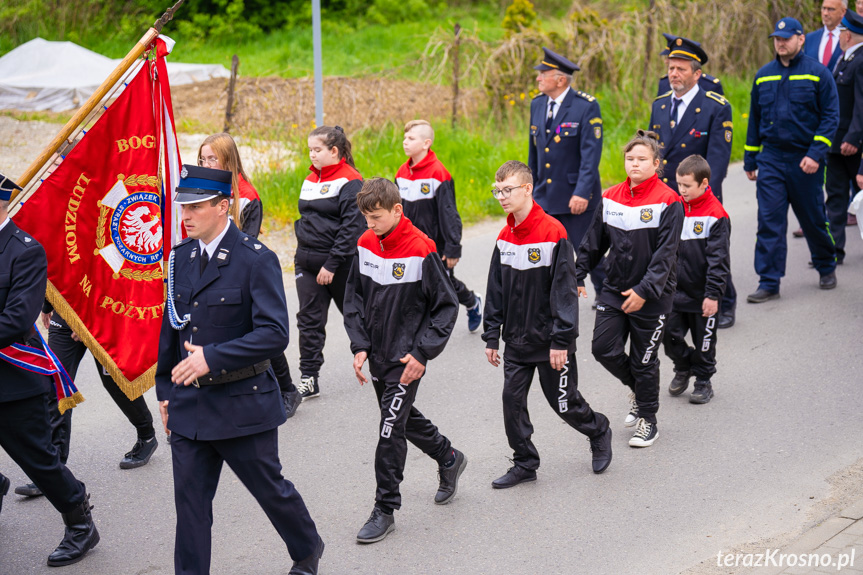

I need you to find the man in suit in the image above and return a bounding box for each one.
[805,0,846,70]
[0,172,99,567]
[648,36,737,327]
[157,165,323,575]
[825,9,863,265]
[528,47,604,291]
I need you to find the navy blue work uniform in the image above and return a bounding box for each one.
[157,165,320,575]
[0,220,87,516]
[825,12,863,263]
[744,49,840,292]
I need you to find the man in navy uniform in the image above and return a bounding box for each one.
[649,36,737,328]
[744,17,840,302]
[0,172,99,567]
[156,165,323,575]
[804,0,845,71]
[656,33,724,97]
[825,9,863,266]
[528,47,604,291]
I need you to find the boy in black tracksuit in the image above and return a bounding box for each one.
[344,178,466,544]
[664,155,730,404]
[395,120,483,332]
[483,161,611,489]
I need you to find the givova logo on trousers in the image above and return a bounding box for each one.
[381,384,407,438]
[558,360,570,413]
[641,314,666,364]
[701,315,716,352]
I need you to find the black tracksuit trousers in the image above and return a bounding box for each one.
[663,311,718,381]
[295,257,352,379]
[591,305,667,424]
[370,364,452,512]
[445,265,476,308]
[503,353,609,471]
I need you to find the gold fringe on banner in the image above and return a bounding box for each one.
[46,281,157,402]
[58,391,86,415]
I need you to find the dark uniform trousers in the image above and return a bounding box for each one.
[825,152,860,262]
[171,430,318,575]
[46,312,155,463]
[663,311,718,381]
[755,152,837,291]
[370,363,451,512]
[502,353,608,471]
[591,306,667,424]
[445,264,476,308]
[295,255,353,378]
[0,391,86,514]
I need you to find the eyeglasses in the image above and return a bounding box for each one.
[198,156,220,167]
[491,184,527,199]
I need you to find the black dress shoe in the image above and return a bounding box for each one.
[14,482,43,497]
[717,309,735,329]
[746,289,780,304]
[283,389,301,419]
[491,465,537,489]
[0,473,9,515]
[119,437,158,469]
[819,272,837,290]
[589,428,612,474]
[435,449,467,504]
[47,494,100,567]
[356,507,395,544]
[289,535,324,575]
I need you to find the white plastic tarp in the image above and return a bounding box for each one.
[0,38,230,112]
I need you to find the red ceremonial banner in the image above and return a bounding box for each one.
[13,51,175,399]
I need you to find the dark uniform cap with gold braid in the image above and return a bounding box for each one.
[661,34,709,65]
[0,171,23,202]
[534,47,580,74]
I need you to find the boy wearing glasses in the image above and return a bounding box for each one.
[482,161,612,490]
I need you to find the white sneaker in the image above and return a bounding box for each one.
[624,391,639,427]
[297,375,320,401]
[629,418,658,447]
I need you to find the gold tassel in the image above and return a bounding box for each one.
[46,282,157,401]
[58,391,85,415]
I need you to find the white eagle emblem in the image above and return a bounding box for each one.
[121,205,163,254]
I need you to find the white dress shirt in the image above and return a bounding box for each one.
[671,84,700,124]
[198,219,231,261]
[547,87,571,121]
[844,41,863,61]
[0,216,10,235]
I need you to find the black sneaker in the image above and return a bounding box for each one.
[491,465,537,489]
[356,507,395,544]
[624,391,639,427]
[629,418,658,448]
[466,295,482,333]
[690,380,714,404]
[435,449,467,504]
[119,436,158,469]
[297,376,320,401]
[14,482,43,497]
[282,389,301,419]
[589,427,613,474]
[747,289,780,304]
[669,370,691,396]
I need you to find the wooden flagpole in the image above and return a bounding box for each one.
[8,0,186,206]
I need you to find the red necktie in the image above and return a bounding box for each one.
[823,32,833,68]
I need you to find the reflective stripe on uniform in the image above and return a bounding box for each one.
[744,145,763,152]
[814,135,832,146]
[756,75,782,85]
[789,74,820,82]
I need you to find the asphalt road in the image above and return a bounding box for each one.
[1,163,861,575]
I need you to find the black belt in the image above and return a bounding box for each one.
[194,360,272,387]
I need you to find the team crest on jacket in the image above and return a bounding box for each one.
[725,130,732,143]
[392,262,406,280]
[640,208,654,223]
[594,126,602,139]
[420,182,431,195]
[528,247,541,264]
[693,221,704,235]
[320,184,331,195]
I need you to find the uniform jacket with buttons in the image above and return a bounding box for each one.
[831,47,863,153]
[155,222,289,441]
[528,88,603,215]
[395,150,463,259]
[657,73,724,97]
[576,173,684,316]
[294,158,365,272]
[649,88,733,201]
[744,52,840,171]
[482,201,578,363]
[343,215,457,381]
[674,187,731,313]
[0,220,54,403]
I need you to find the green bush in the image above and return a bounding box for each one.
[365,0,432,26]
